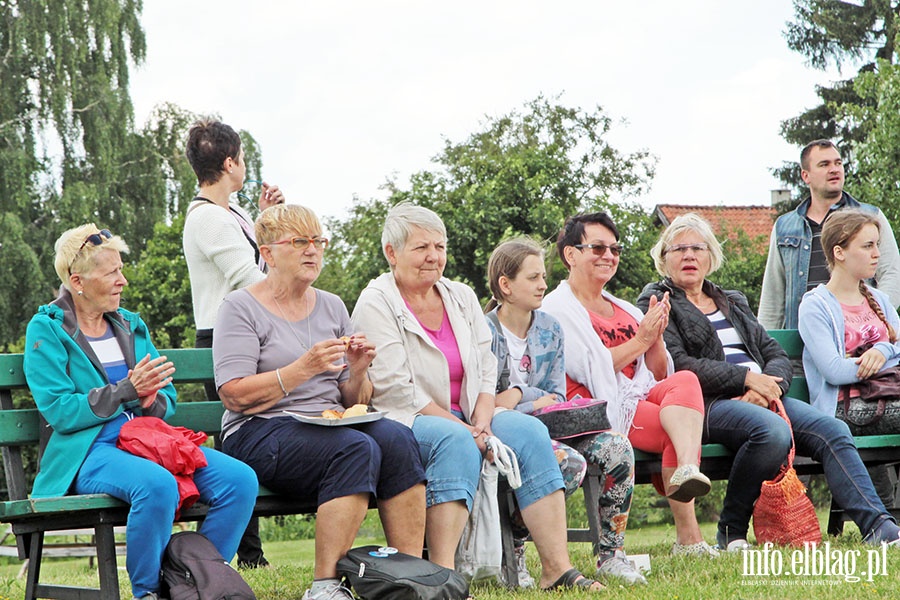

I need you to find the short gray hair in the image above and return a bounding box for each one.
[381,202,447,265]
[650,213,724,277]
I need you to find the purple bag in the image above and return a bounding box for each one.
[531,398,610,440]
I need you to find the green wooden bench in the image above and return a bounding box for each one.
[0,348,326,600]
[572,329,900,553]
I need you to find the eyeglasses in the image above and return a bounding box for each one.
[267,236,329,251]
[68,229,112,275]
[574,243,623,257]
[665,243,710,256]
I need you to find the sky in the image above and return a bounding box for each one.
[129,1,847,223]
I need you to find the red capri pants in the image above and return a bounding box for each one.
[627,370,704,469]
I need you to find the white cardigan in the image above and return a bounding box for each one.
[350,273,498,428]
[183,200,265,329]
[542,280,672,435]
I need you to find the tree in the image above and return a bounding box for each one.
[123,214,193,349]
[839,60,900,226]
[776,0,900,198]
[319,96,656,309]
[0,1,145,343]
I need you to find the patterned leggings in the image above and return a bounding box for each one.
[513,431,634,554]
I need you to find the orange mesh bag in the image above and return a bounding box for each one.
[752,398,822,547]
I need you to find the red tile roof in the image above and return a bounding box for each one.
[652,204,776,244]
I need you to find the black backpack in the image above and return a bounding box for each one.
[160,531,257,600]
[337,545,469,600]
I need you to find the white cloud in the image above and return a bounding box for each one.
[130,1,845,220]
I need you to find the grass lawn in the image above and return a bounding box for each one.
[0,515,897,600]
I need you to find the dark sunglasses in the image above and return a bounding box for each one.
[574,243,623,257]
[68,229,112,275]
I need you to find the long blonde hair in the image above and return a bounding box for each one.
[821,209,896,342]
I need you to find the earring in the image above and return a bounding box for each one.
[229,169,234,174]
[77,290,83,296]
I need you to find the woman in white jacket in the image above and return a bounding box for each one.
[351,203,603,592]
[543,212,715,557]
[182,118,284,568]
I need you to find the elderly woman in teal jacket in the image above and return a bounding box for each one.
[24,224,257,600]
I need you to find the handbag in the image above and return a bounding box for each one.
[752,398,822,547]
[838,346,900,435]
[338,545,469,600]
[532,397,611,440]
[455,437,521,582]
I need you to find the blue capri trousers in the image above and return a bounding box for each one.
[74,414,258,598]
[412,409,564,511]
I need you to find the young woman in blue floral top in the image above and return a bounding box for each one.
[485,238,643,587]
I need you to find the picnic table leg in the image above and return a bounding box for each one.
[23,532,43,600]
[582,467,603,557]
[827,498,845,536]
[498,485,518,589]
[94,524,120,600]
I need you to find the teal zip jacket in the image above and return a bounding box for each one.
[23,287,176,498]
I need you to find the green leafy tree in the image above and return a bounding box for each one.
[0,1,146,344]
[776,0,900,198]
[319,96,656,309]
[839,60,900,227]
[123,214,193,349]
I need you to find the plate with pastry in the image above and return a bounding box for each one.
[285,404,384,426]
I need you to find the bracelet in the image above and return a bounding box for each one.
[275,368,289,397]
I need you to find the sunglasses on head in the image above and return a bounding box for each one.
[68,229,112,275]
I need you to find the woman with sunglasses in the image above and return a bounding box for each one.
[543,212,717,557]
[183,118,284,567]
[23,225,258,600]
[214,204,426,600]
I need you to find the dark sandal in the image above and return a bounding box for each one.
[542,567,605,592]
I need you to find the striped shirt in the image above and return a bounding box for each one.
[706,310,762,374]
[85,324,129,384]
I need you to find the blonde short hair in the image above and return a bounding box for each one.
[650,213,724,277]
[54,224,129,289]
[255,204,323,245]
[381,202,446,265]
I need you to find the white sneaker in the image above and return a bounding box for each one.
[671,540,720,558]
[595,550,648,585]
[666,465,711,502]
[302,581,354,600]
[514,543,535,588]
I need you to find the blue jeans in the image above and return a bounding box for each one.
[707,396,897,544]
[75,415,258,597]
[412,410,564,512]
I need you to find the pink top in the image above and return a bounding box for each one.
[842,299,888,356]
[406,300,465,412]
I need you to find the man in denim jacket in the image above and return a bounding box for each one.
[759,139,900,508]
[758,139,900,330]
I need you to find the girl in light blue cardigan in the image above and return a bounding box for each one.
[799,209,900,426]
[485,238,643,587]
